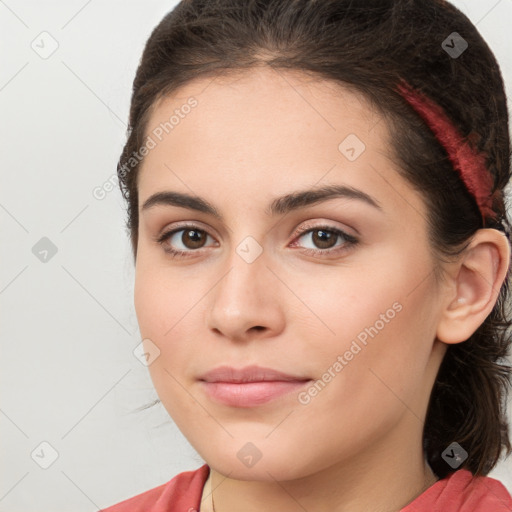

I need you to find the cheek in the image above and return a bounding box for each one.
[285,268,438,468]
[133,263,204,428]
[296,243,438,403]
[133,257,210,394]
[134,254,197,339]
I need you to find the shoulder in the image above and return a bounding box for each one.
[99,464,210,512]
[403,469,512,512]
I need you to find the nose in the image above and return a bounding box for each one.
[206,246,285,343]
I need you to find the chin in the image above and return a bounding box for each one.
[197,438,321,482]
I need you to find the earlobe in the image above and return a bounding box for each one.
[436,229,511,344]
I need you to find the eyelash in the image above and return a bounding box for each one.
[156,223,359,259]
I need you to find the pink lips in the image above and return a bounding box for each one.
[198,365,312,407]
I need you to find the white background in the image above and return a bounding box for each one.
[1,1,511,510]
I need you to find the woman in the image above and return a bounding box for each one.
[102,0,512,510]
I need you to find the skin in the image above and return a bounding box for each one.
[133,66,510,512]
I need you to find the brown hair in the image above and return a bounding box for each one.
[117,0,512,479]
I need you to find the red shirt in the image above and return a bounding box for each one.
[100,464,512,511]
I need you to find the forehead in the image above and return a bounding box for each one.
[137,66,425,223]
[143,66,380,152]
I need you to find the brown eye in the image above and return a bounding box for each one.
[310,229,338,249]
[181,229,207,249]
[157,226,216,256]
[291,225,359,257]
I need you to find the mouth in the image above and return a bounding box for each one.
[198,365,313,407]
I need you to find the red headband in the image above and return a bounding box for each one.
[396,81,495,223]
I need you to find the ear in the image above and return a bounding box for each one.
[436,228,511,344]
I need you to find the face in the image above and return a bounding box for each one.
[134,67,447,481]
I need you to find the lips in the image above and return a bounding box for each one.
[198,365,313,407]
[198,364,311,383]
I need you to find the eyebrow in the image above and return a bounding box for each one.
[141,184,383,219]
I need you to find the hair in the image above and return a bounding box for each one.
[117,0,512,479]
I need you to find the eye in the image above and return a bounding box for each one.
[156,225,217,257]
[290,224,359,256]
